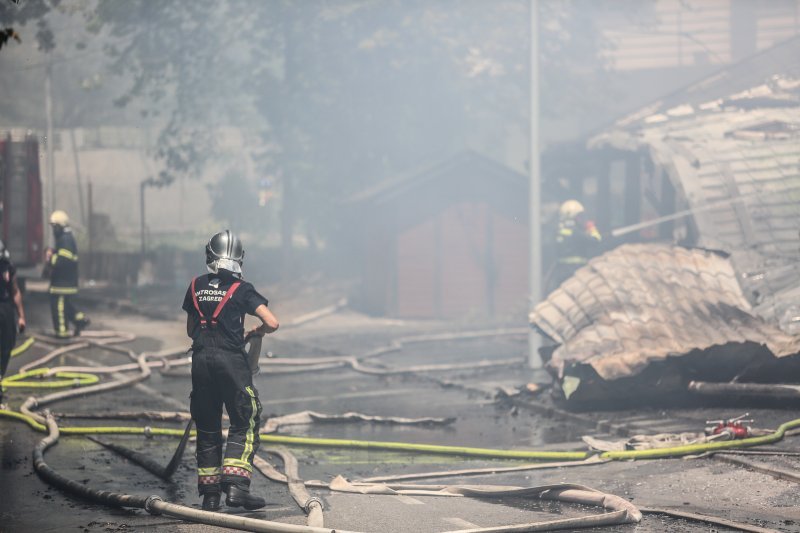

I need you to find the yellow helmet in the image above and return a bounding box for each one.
[559,200,584,220]
[49,210,70,226]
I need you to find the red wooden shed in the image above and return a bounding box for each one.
[346,151,528,319]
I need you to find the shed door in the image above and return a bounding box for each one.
[396,218,438,317]
[396,202,490,319]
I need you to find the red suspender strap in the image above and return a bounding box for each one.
[190,277,208,327]
[210,281,241,326]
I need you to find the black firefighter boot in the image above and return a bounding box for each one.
[201,492,221,511]
[225,485,266,510]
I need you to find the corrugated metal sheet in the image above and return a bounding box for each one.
[636,108,800,254]
[591,73,800,326]
[530,243,800,382]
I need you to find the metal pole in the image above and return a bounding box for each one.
[87,181,93,279]
[140,181,146,256]
[528,0,543,369]
[69,128,86,227]
[44,59,55,241]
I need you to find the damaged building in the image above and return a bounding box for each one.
[530,36,800,406]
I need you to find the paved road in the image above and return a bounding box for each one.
[1,293,798,532]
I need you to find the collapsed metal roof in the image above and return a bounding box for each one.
[530,43,800,400]
[590,72,800,329]
[530,243,800,384]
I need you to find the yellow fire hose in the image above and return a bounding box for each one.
[2,407,800,462]
[260,434,588,460]
[600,417,800,460]
[5,330,800,462]
[10,336,35,357]
[2,368,99,388]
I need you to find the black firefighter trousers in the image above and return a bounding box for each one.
[49,292,85,338]
[190,344,263,495]
[0,302,16,402]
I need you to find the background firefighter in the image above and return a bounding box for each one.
[182,230,279,512]
[45,211,90,338]
[547,200,603,293]
[0,240,26,407]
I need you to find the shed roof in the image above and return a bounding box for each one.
[347,150,526,207]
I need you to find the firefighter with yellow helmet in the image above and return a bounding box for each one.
[550,200,602,291]
[45,211,90,337]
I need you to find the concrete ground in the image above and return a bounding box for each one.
[0,289,798,532]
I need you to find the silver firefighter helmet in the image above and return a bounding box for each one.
[205,230,245,276]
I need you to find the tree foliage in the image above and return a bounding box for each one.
[0,27,21,51]
[0,0,57,51]
[82,1,653,246]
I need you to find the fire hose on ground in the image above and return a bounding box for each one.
[27,408,642,533]
[34,413,355,533]
[1,328,796,532]
[7,399,800,464]
[10,335,35,357]
[7,330,644,532]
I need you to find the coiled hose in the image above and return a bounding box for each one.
[3,367,99,388]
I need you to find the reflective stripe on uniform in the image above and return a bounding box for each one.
[57,248,78,261]
[57,296,67,336]
[558,256,588,265]
[49,286,78,295]
[222,457,253,472]
[241,385,258,464]
[198,467,221,476]
[556,227,573,244]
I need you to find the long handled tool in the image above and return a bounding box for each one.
[163,417,194,479]
[87,419,193,481]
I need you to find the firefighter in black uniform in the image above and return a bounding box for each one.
[183,230,279,512]
[0,239,27,407]
[548,200,603,293]
[45,210,90,338]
